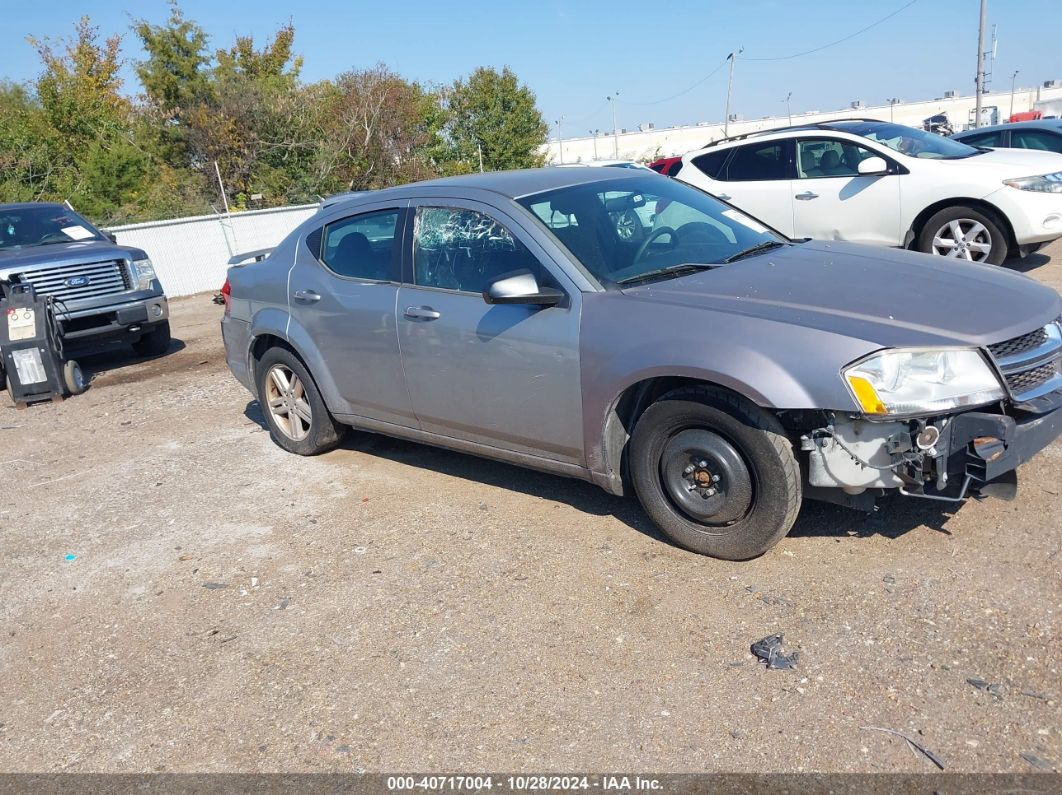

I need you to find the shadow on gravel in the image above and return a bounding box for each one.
[244,398,961,550]
[1007,251,1051,273]
[76,338,191,386]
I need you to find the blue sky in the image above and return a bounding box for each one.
[3,0,1059,137]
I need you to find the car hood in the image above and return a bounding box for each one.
[961,146,1062,174]
[0,240,146,279]
[622,241,1062,349]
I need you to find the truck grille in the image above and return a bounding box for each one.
[987,321,1062,402]
[16,260,131,303]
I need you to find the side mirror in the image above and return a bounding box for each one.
[857,156,889,176]
[102,230,117,243]
[483,271,564,306]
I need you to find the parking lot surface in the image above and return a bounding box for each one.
[1,243,1060,773]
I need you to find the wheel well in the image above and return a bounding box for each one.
[907,198,1017,255]
[249,334,304,394]
[602,376,764,495]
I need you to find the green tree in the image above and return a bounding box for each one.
[0,82,55,202]
[133,1,212,114]
[444,66,547,171]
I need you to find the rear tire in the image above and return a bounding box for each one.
[917,206,1008,265]
[256,347,346,456]
[63,360,86,395]
[630,386,802,560]
[132,320,172,357]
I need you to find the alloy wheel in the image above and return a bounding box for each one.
[931,218,993,262]
[265,364,312,441]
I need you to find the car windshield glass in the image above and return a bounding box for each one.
[831,121,980,159]
[0,206,104,250]
[518,176,786,286]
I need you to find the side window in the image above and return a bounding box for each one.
[961,131,1004,148]
[1012,130,1062,153]
[666,160,684,177]
[691,149,729,180]
[318,209,400,280]
[413,206,552,294]
[796,138,877,178]
[723,141,788,181]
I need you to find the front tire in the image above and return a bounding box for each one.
[132,320,172,357]
[630,386,801,560]
[917,206,1007,265]
[256,347,346,455]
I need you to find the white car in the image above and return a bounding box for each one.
[675,119,1062,264]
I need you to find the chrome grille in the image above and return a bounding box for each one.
[17,260,131,303]
[988,328,1048,359]
[987,321,1062,402]
[1005,362,1057,394]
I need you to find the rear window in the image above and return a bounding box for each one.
[691,150,729,180]
[959,131,1005,147]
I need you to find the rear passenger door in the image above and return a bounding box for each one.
[703,140,796,236]
[287,202,416,427]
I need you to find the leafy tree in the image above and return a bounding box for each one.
[133,0,212,114]
[444,67,548,171]
[0,82,55,202]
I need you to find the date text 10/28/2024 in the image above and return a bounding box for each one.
[386,776,663,791]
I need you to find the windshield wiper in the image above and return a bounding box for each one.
[616,262,717,286]
[722,240,786,263]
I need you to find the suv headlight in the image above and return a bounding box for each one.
[130,258,156,290]
[843,348,1004,416]
[1003,172,1062,193]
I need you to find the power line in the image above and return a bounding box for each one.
[619,57,730,106]
[743,0,920,61]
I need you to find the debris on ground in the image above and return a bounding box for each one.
[861,726,945,770]
[201,582,227,590]
[1020,752,1055,771]
[750,633,799,670]
[63,553,76,562]
[967,677,1004,698]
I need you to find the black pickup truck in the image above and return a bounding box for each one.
[0,203,170,386]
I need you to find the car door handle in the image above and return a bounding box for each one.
[292,289,321,303]
[795,191,819,201]
[404,305,441,321]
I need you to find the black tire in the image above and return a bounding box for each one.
[63,360,86,395]
[917,206,1008,265]
[132,320,172,357]
[256,346,346,456]
[629,386,801,560]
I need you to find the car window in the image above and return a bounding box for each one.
[722,141,788,181]
[413,206,551,294]
[958,131,1005,147]
[319,209,400,280]
[1012,130,1062,153]
[691,150,728,180]
[830,121,979,159]
[796,137,878,178]
[0,206,104,250]
[666,160,683,177]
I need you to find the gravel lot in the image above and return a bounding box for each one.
[1,241,1060,774]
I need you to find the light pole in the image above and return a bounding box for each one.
[554,118,565,164]
[974,0,987,127]
[784,92,792,126]
[723,47,743,137]
[1010,70,1020,119]
[589,130,599,160]
[607,93,620,158]
[887,97,899,123]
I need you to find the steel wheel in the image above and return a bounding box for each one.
[658,428,754,525]
[931,218,993,261]
[264,364,312,441]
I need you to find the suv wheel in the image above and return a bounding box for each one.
[256,347,346,455]
[918,206,1007,265]
[132,320,172,357]
[629,386,801,560]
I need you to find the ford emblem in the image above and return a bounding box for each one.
[65,276,90,287]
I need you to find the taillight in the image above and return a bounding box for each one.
[221,278,232,315]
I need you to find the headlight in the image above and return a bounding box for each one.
[1003,172,1062,193]
[130,258,156,290]
[843,348,1004,416]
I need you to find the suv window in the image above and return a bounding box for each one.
[318,209,400,280]
[691,150,728,179]
[722,141,788,181]
[413,206,551,294]
[1012,129,1062,153]
[796,137,878,178]
[959,131,1005,148]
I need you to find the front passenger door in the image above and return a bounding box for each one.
[396,200,584,464]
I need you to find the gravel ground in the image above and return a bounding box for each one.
[1,241,1060,774]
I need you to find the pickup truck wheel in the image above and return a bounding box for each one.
[256,347,346,456]
[918,206,1007,265]
[132,320,172,357]
[630,386,801,560]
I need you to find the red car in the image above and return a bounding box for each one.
[648,156,683,176]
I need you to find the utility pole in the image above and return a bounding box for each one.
[554,118,565,164]
[1010,70,1019,119]
[723,47,743,137]
[887,98,898,123]
[974,0,987,127]
[607,93,620,158]
[785,92,792,126]
[589,130,599,160]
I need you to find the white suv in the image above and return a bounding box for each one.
[675,119,1062,264]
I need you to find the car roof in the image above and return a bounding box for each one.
[697,117,891,150]
[0,202,68,211]
[326,168,649,208]
[953,119,1062,136]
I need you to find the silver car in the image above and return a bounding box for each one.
[222,169,1062,560]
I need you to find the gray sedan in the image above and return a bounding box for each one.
[952,119,1062,154]
[221,168,1062,560]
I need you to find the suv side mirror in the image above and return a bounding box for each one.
[483,271,564,306]
[857,156,889,176]
[102,230,117,243]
